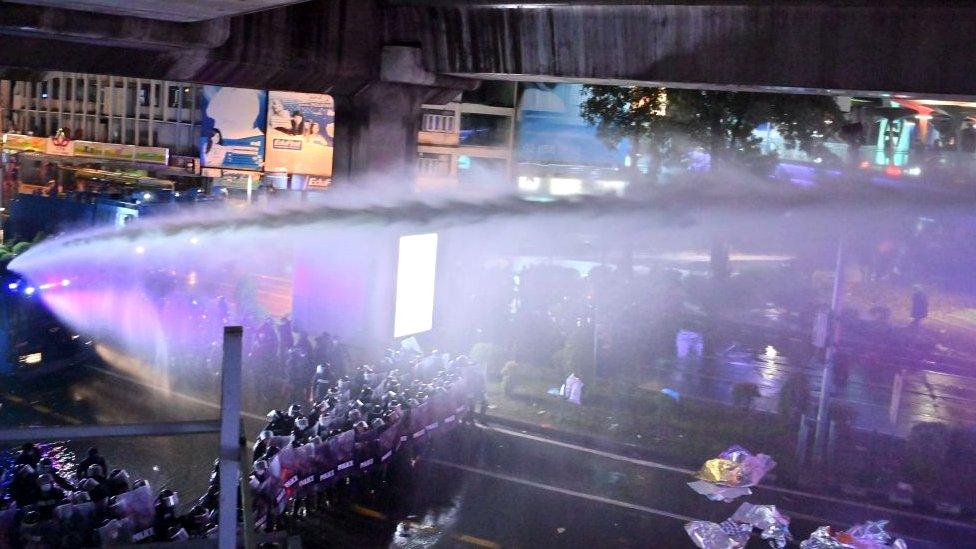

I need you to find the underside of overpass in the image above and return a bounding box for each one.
[2,0,975,179]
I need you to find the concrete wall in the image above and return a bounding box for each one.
[406,3,976,97]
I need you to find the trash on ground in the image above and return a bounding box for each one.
[800,519,907,549]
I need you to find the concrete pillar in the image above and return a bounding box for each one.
[332,46,475,186]
[332,83,437,185]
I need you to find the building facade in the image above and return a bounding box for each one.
[417,82,518,190]
[1,72,202,157]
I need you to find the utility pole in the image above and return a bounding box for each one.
[814,240,845,463]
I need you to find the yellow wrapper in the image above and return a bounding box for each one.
[696,458,744,486]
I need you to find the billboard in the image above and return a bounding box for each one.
[393,233,439,338]
[199,86,267,171]
[265,91,335,182]
[2,134,46,153]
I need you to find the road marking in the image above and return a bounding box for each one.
[455,534,502,548]
[486,424,696,475]
[0,393,83,426]
[352,505,387,520]
[483,424,976,532]
[84,364,266,422]
[428,458,699,523]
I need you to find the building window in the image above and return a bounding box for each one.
[459,113,509,146]
[168,85,192,108]
[422,110,455,133]
[419,152,452,176]
[139,83,160,107]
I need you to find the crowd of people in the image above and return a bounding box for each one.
[0,342,484,547]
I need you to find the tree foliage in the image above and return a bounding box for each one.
[580,86,843,171]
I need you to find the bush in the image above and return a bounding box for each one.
[553,325,594,380]
[10,241,31,255]
[732,382,761,410]
[470,342,505,380]
[777,372,811,419]
[905,422,950,486]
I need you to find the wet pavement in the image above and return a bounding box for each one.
[637,312,976,436]
[287,423,970,548]
[4,361,976,547]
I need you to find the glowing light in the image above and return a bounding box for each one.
[142,192,152,200]
[518,176,542,193]
[859,160,871,169]
[765,345,778,358]
[7,282,18,290]
[549,177,583,196]
[393,233,439,338]
[595,180,627,196]
[189,236,200,245]
[135,246,146,255]
[61,279,71,286]
[187,272,198,286]
[884,165,902,177]
[38,283,55,290]
[19,353,42,365]
[906,166,922,176]
[24,286,36,295]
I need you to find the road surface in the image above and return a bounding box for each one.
[4,361,976,547]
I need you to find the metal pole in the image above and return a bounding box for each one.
[218,326,243,549]
[239,419,256,549]
[814,241,844,462]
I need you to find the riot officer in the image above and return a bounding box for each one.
[9,463,39,507]
[153,489,181,542]
[36,457,74,491]
[76,447,108,479]
[292,416,312,445]
[14,442,42,467]
[265,409,291,436]
[310,364,332,403]
[33,473,66,519]
[253,430,275,462]
[185,504,214,538]
[106,469,131,496]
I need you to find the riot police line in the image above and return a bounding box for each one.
[245,357,475,533]
[0,446,202,547]
[0,353,481,547]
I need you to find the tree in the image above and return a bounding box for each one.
[777,371,811,420]
[580,86,842,176]
[732,381,761,410]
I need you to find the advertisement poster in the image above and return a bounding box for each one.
[2,134,47,152]
[200,86,267,171]
[265,91,335,181]
[45,135,74,156]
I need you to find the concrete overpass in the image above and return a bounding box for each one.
[2,0,975,180]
